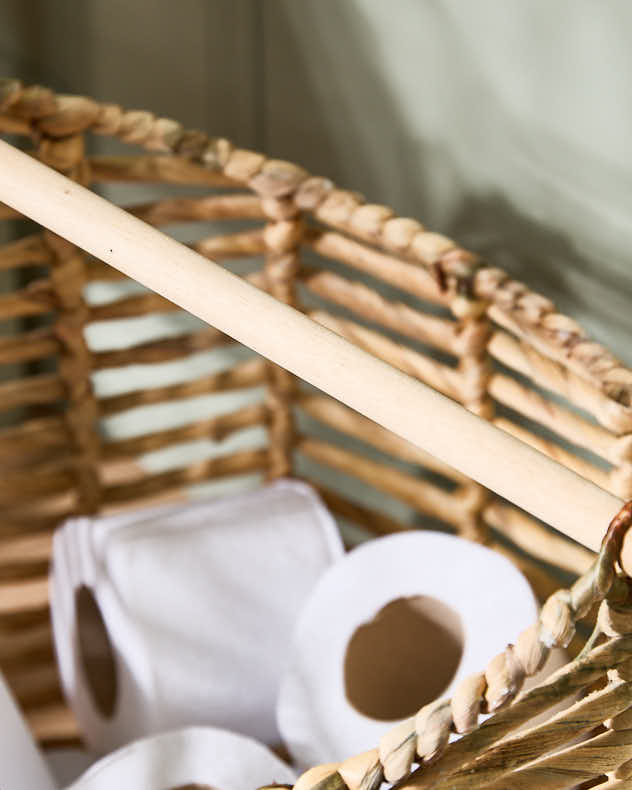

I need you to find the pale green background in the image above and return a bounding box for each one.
[2,0,631,361]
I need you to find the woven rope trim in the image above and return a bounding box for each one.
[271,503,632,790]
[2,78,631,409]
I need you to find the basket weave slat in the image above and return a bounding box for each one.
[102,402,267,460]
[89,292,178,322]
[3,80,632,786]
[91,326,232,369]
[308,228,453,307]
[98,357,267,416]
[308,310,472,403]
[0,233,52,270]
[301,268,488,356]
[102,447,269,505]
[488,328,632,434]
[484,501,596,576]
[126,193,266,225]
[297,393,471,483]
[0,283,56,319]
[0,373,65,410]
[488,372,628,463]
[0,202,22,220]
[298,437,478,530]
[494,416,613,491]
[88,154,239,187]
[0,328,60,365]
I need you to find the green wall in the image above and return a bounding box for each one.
[2,0,631,359]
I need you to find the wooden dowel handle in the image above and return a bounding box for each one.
[0,139,628,569]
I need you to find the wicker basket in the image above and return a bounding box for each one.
[2,78,632,789]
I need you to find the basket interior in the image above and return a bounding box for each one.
[2,82,632,787]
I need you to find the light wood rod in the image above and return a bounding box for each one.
[0,139,626,567]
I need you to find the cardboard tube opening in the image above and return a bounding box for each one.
[344,595,464,721]
[76,585,117,719]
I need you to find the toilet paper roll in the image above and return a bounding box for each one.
[0,670,57,790]
[66,727,296,790]
[50,479,343,753]
[277,531,540,768]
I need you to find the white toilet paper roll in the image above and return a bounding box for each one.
[50,479,343,753]
[66,727,295,790]
[277,531,540,768]
[0,670,57,790]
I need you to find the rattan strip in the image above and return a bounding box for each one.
[0,576,49,616]
[494,417,632,499]
[301,268,488,358]
[4,663,63,711]
[0,327,59,366]
[0,113,31,135]
[0,417,67,460]
[263,205,303,479]
[85,258,135,282]
[0,459,75,505]
[0,373,64,411]
[486,300,632,414]
[89,229,267,274]
[89,154,238,187]
[0,448,74,480]
[297,393,471,484]
[103,447,268,504]
[98,357,266,416]
[44,230,102,513]
[287,636,632,790]
[0,622,53,667]
[126,193,265,225]
[307,229,451,308]
[0,532,52,579]
[308,310,474,404]
[26,704,80,745]
[482,726,632,790]
[484,501,596,577]
[313,485,411,536]
[91,327,232,369]
[89,292,178,322]
[193,228,266,260]
[489,372,632,465]
[297,437,482,532]
[84,231,265,284]
[102,402,267,459]
[489,330,632,434]
[0,233,52,271]
[494,417,619,496]
[0,508,76,541]
[427,681,632,790]
[0,201,21,219]
[0,279,55,320]
[0,558,50,582]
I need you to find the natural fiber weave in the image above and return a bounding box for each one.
[2,79,632,787]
